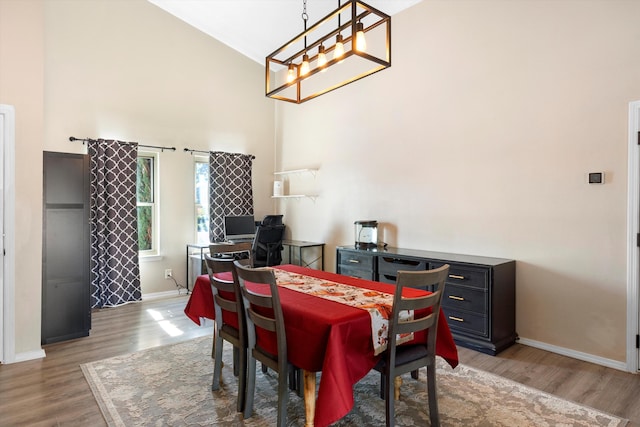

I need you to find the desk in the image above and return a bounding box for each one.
[282,240,325,270]
[184,265,458,427]
[185,243,209,292]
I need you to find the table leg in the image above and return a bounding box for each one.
[303,369,316,427]
[394,376,402,400]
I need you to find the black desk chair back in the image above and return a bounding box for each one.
[261,214,283,226]
[374,264,450,427]
[252,224,285,267]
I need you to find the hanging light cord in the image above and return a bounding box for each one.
[302,0,308,49]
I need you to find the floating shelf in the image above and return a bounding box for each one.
[272,194,318,201]
[272,168,319,201]
[273,168,317,178]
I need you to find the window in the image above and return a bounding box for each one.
[194,157,209,244]
[137,153,158,254]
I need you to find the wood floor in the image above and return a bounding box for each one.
[1,294,638,426]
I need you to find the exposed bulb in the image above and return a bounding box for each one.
[300,54,310,76]
[286,64,295,83]
[317,45,327,71]
[355,22,366,52]
[334,34,345,60]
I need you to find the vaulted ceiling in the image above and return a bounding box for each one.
[148,0,422,64]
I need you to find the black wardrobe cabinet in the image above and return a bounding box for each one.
[42,151,91,344]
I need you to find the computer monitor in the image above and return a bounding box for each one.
[223,215,256,241]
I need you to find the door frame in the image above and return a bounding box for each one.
[0,104,16,364]
[626,100,640,372]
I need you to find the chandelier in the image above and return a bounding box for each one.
[265,0,391,104]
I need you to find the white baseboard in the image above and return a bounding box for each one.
[141,290,187,301]
[518,337,629,372]
[10,348,46,364]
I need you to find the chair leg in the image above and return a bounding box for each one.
[233,346,239,377]
[277,367,290,427]
[288,368,296,391]
[296,368,304,398]
[384,372,395,427]
[212,335,224,391]
[211,325,216,359]
[243,355,257,419]
[411,368,419,380]
[236,345,247,413]
[427,363,440,427]
[286,366,304,397]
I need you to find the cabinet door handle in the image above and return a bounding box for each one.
[348,259,360,264]
[449,274,465,280]
[448,295,465,301]
[448,316,465,322]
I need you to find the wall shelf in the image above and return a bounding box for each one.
[272,168,318,200]
[273,168,317,178]
[271,194,317,201]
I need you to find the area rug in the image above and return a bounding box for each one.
[81,336,628,427]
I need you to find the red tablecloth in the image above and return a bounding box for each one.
[184,265,459,427]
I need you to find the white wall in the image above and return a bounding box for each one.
[1,0,275,357]
[0,0,45,356]
[275,0,640,362]
[42,0,276,295]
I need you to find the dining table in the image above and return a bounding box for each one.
[184,264,459,427]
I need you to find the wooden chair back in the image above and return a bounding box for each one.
[376,263,450,427]
[389,264,449,355]
[204,242,252,411]
[209,242,253,266]
[234,260,291,427]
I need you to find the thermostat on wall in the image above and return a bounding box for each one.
[588,172,605,184]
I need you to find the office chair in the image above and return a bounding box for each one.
[261,214,283,226]
[373,264,450,427]
[252,224,285,267]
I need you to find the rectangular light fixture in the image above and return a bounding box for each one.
[265,0,391,104]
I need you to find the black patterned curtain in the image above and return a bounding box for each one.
[209,152,254,242]
[88,139,142,308]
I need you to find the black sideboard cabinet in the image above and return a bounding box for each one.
[336,246,517,355]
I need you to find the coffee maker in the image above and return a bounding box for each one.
[354,220,378,249]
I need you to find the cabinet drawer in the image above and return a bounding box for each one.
[337,264,375,281]
[379,256,428,276]
[378,273,396,284]
[339,251,375,270]
[442,307,488,337]
[432,263,489,290]
[442,284,487,314]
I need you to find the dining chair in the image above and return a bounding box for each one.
[205,242,253,412]
[374,264,450,427]
[210,241,254,266]
[234,260,297,427]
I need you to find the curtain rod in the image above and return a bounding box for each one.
[183,148,256,159]
[69,136,176,152]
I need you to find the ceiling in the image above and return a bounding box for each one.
[147,0,422,65]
